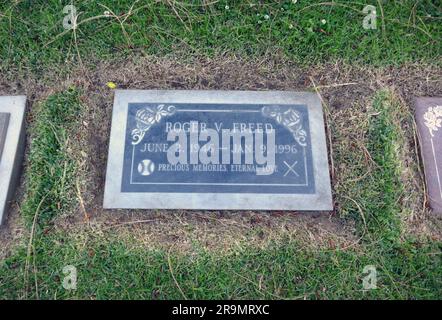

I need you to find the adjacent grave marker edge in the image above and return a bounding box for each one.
[0,96,26,224]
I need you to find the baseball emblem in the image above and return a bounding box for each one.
[137,159,155,176]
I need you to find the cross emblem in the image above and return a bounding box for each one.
[283,161,299,177]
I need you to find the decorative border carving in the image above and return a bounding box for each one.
[424,105,442,137]
[131,104,176,145]
[262,105,307,147]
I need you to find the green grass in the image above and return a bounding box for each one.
[1,227,442,299]
[1,0,441,72]
[20,88,82,227]
[344,91,405,243]
[363,91,404,243]
[334,90,417,244]
[1,89,441,299]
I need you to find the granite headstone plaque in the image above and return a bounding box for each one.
[104,90,333,211]
[0,96,26,224]
[415,97,442,214]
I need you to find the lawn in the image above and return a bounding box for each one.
[0,0,441,299]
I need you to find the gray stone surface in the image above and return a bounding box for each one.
[0,113,10,161]
[104,90,333,211]
[0,96,26,224]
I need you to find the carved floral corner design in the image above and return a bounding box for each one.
[131,104,176,145]
[423,105,442,201]
[424,105,442,137]
[262,105,308,147]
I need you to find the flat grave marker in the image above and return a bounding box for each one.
[104,90,333,211]
[415,97,442,214]
[0,96,26,224]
